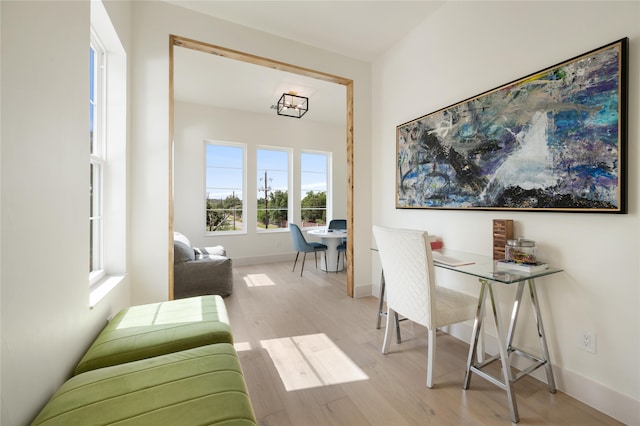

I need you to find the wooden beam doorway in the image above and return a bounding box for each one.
[168,35,355,298]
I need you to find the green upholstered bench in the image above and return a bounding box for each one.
[32,343,257,426]
[74,295,233,375]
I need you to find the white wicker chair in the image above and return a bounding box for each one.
[372,225,480,388]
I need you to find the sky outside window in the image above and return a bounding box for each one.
[206,144,243,201]
[301,152,327,198]
[257,149,288,192]
[89,46,96,154]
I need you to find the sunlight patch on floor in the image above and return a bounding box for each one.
[234,341,252,352]
[244,273,276,287]
[260,333,368,391]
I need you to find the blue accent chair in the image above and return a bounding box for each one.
[336,241,346,273]
[289,223,328,276]
[329,220,347,273]
[328,219,346,231]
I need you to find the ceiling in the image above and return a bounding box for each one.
[169,1,444,124]
[173,46,349,124]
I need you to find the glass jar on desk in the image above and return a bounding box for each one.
[505,238,536,263]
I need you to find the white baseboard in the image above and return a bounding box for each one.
[445,323,639,425]
[230,253,292,266]
[554,367,639,426]
[354,283,372,299]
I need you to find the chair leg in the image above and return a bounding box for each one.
[382,307,395,354]
[292,252,300,272]
[427,329,436,388]
[376,272,385,329]
[336,250,344,273]
[314,251,318,268]
[324,251,327,272]
[394,312,402,344]
[300,252,307,276]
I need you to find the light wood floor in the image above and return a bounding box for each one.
[224,260,620,426]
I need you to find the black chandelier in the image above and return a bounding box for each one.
[277,92,308,118]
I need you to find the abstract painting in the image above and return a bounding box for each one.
[396,38,627,213]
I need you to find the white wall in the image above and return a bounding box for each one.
[371,1,639,423]
[174,102,346,262]
[130,1,373,304]
[0,1,132,424]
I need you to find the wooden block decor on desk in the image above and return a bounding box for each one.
[493,219,513,260]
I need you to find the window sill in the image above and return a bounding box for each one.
[89,274,127,308]
[256,228,289,234]
[204,230,247,237]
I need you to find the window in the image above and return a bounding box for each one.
[88,0,127,305]
[301,151,329,227]
[257,148,290,231]
[205,142,245,233]
[89,32,105,282]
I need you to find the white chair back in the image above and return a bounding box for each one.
[372,226,437,330]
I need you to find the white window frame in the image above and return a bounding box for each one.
[300,150,331,229]
[256,146,292,233]
[204,141,247,235]
[90,30,106,284]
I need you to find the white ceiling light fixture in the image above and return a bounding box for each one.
[277,92,308,118]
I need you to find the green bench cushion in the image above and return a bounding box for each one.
[74,295,233,375]
[32,343,256,426]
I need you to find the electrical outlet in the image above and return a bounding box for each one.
[578,330,596,354]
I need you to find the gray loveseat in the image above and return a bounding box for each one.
[173,232,233,298]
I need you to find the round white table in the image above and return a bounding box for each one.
[307,229,346,272]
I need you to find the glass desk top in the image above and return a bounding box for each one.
[433,248,563,284]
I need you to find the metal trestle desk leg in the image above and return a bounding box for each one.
[463,278,556,424]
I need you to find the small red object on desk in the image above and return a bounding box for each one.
[430,240,443,250]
